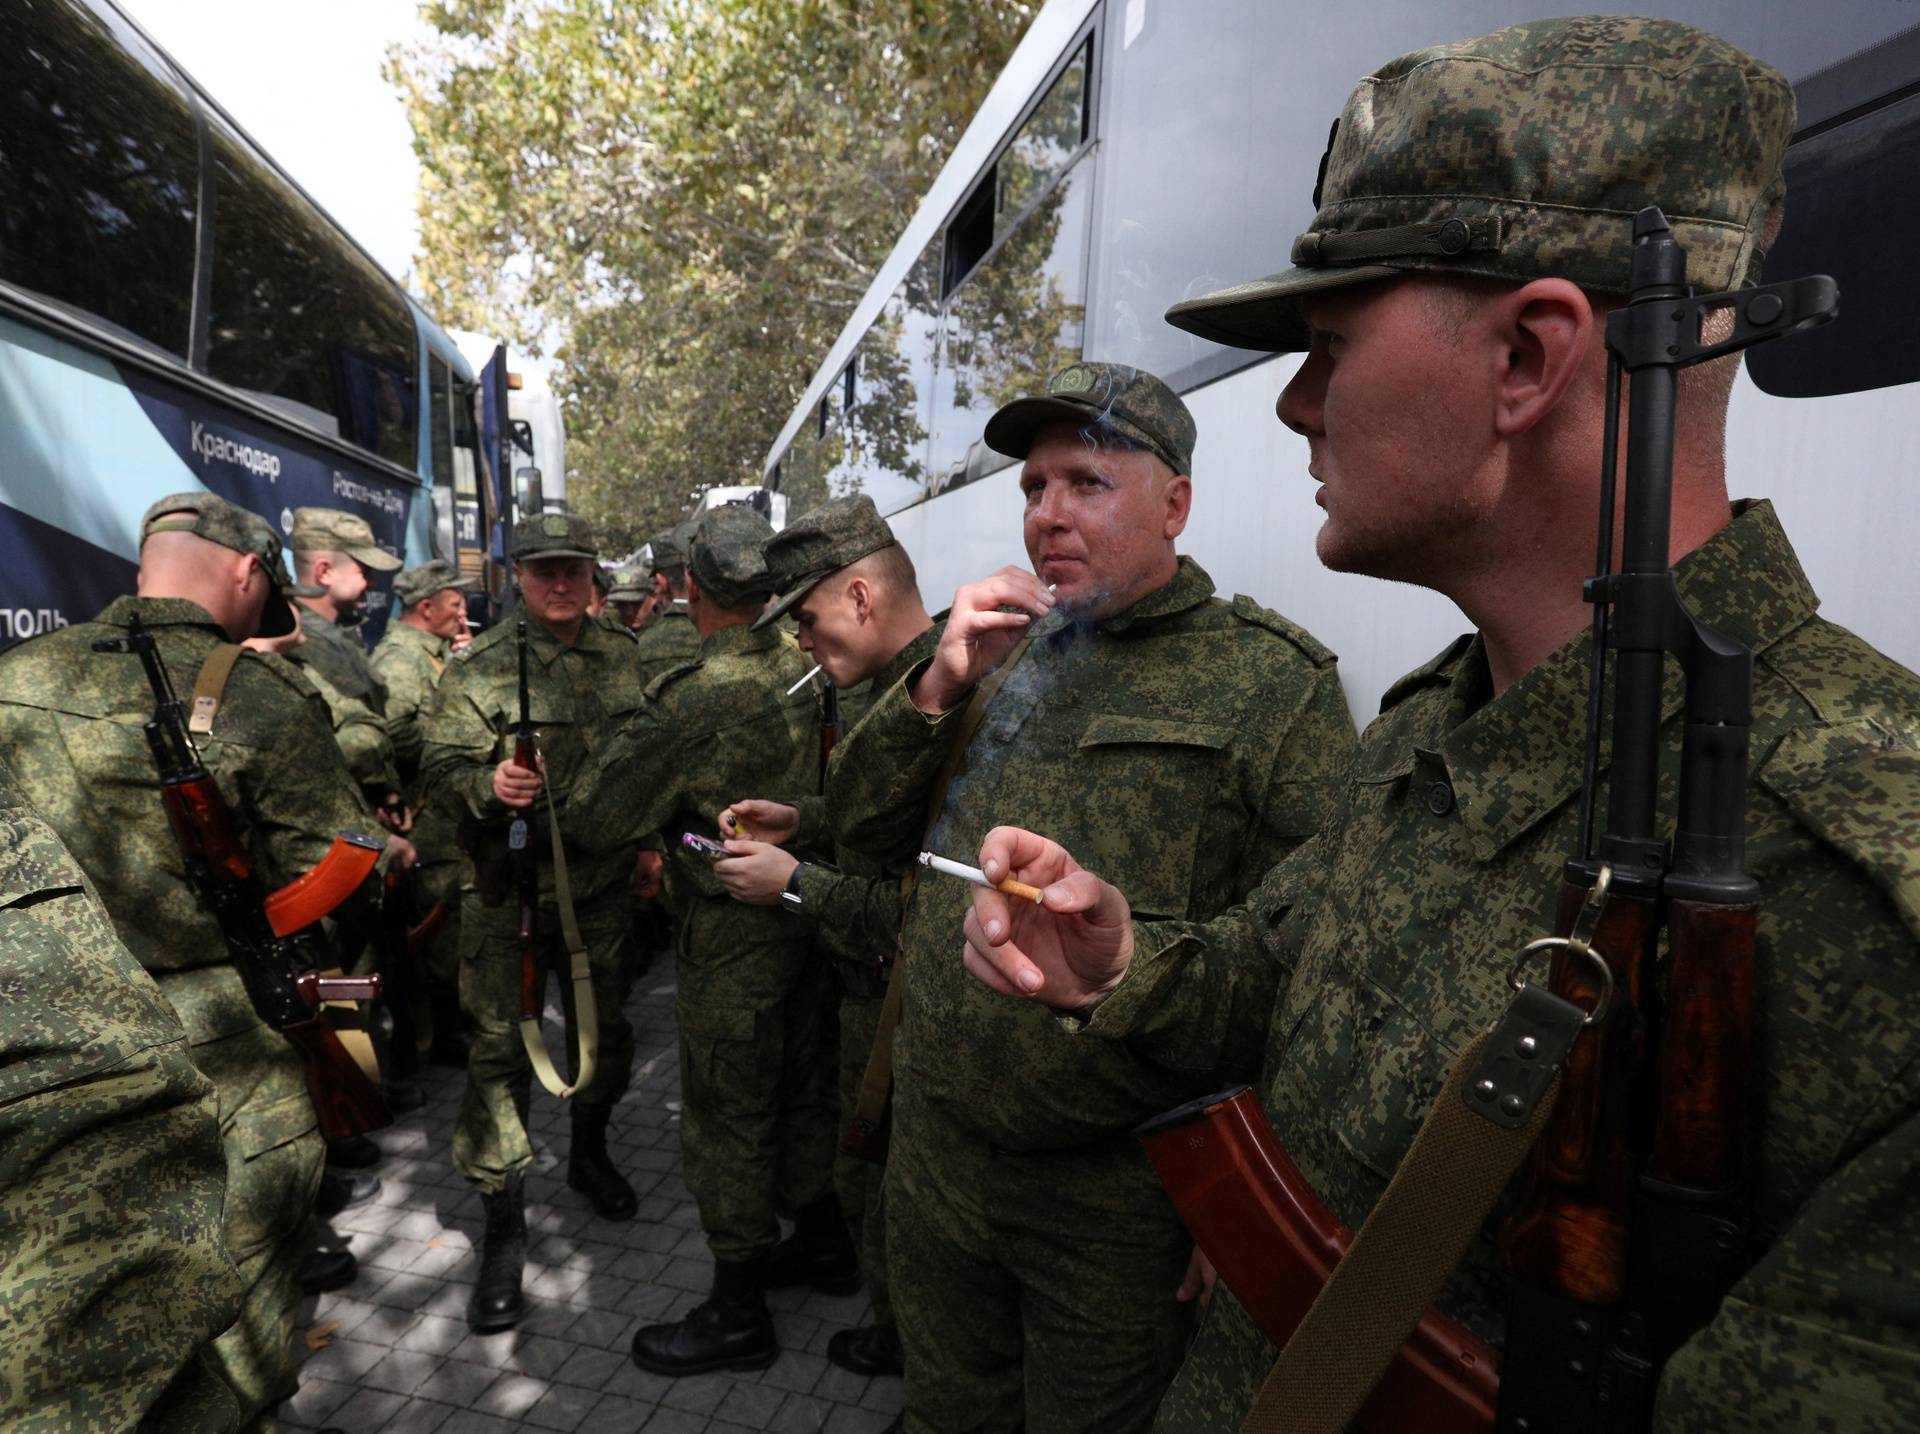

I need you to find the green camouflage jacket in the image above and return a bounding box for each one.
[293,606,384,708]
[299,657,401,797]
[1102,504,1920,1432]
[828,557,1356,1150]
[633,604,701,687]
[568,621,820,999]
[0,761,241,1432]
[786,623,943,993]
[370,619,452,794]
[419,611,647,911]
[0,597,382,991]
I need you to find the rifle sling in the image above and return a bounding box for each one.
[188,642,245,736]
[1239,996,1580,1434]
[517,745,600,1099]
[853,639,1033,1136]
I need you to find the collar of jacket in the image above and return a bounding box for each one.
[387,621,448,658]
[700,621,781,657]
[1032,555,1216,640]
[97,594,228,637]
[523,614,611,668]
[1357,499,1817,863]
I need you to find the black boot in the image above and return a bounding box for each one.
[566,1107,638,1220]
[630,1257,777,1375]
[299,1247,358,1296]
[827,1323,903,1377]
[467,1172,526,1332]
[765,1194,860,1295]
[315,1169,381,1218]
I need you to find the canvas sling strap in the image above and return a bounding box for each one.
[852,638,1034,1138]
[188,641,384,1083]
[1238,907,1616,1434]
[519,750,599,1098]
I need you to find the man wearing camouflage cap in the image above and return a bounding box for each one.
[419,511,648,1330]
[372,561,480,1070]
[707,493,940,1380]
[824,362,1355,1431]
[957,17,1920,1432]
[632,518,703,685]
[568,503,837,1376]
[0,491,397,1423]
[607,561,655,631]
[289,505,403,701]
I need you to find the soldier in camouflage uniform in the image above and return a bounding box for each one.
[632,520,702,685]
[419,513,646,1333]
[825,365,1356,1433]
[959,18,1920,1432]
[711,494,940,1381]
[0,492,395,1428]
[371,561,479,1069]
[0,756,243,1433]
[567,503,836,1376]
[607,561,655,632]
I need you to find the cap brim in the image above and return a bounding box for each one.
[1163,263,1402,353]
[512,547,599,563]
[343,544,404,573]
[983,395,1103,461]
[751,570,831,632]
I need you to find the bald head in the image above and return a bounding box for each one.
[138,521,274,640]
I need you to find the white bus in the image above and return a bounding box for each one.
[763,1,1920,721]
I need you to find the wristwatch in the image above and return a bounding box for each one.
[781,862,808,912]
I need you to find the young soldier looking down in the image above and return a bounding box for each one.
[823,364,1356,1434]
[958,19,1920,1433]
[711,493,940,1382]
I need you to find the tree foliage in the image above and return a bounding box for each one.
[388,0,1034,552]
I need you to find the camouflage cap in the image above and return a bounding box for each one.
[687,504,776,610]
[591,565,611,595]
[289,506,404,572]
[139,491,299,638]
[1165,16,1794,353]
[646,523,691,574]
[510,510,599,562]
[606,563,651,602]
[751,495,898,631]
[984,362,1195,475]
[392,558,478,608]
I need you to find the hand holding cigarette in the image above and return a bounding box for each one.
[956,826,1135,1010]
[919,851,1045,903]
[911,567,1056,715]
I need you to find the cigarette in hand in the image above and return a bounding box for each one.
[918,851,1044,904]
[787,663,823,696]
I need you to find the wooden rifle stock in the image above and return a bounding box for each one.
[1138,1089,1499,1434]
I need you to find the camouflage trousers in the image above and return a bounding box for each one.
[157,968,324,1432]
[452,897,635,1194]
[675,901,837,1263]
[834,987,893,1332]
[1149,1284,1275,1433]
[886,1086,1195,1434]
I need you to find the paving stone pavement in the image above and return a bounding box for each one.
[283,954,902,1434]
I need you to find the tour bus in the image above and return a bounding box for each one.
[0,0,518,647]
[764,1,1920,721]
[451,330,569,524]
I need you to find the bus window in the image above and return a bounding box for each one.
[0,0,200,358]
[203,113,418,469]
[429,354,455,488]
[997,39,1090,230]
[1749,30,1920,399]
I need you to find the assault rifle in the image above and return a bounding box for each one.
[511,612,541,1034]
[96,613,391,1139]
[1139,209,1836,1434]
[820,679,845,777]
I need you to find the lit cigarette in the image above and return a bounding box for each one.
[787,663,822,696]
[918,851,1044,904]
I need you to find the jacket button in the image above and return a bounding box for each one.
[1426,781,1455,816]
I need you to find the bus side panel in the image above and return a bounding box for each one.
[0,315,416,645]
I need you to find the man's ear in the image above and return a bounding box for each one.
[1492,278,1595,438]
[1163,473,1193,540]
[847,576,873,624]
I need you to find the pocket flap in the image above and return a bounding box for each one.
[1077,714,1232,751]
[677,1003,759,1042]
[230,1088,319,1161]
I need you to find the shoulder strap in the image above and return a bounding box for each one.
[517,745,600,1100]
[850,638,1034,1144]
[188,643,246,736]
